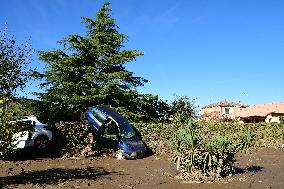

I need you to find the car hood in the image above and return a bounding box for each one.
[120,136,146,151]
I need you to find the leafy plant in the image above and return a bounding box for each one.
[170,96,197,124]
[237,126,256,154]
[0,106,30,158]
[0,26,32,158]
[280,116,284,124]
[169,125,200,172]
[0,25,32,99]
[136,117,284,182]
[203,134,236,177]
[169,120,236,181]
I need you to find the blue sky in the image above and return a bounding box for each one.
[1,0,283,107]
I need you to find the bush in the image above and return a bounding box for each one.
[0,111,29,158]
[169,121,236,181]
[200,121,284,149]
[170,96,197,124]
[237,126,256,154]
[280,116,284,124]
[135,119,284,181]
[134,122,182,154]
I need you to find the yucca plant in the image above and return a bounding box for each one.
[169,120,200,171]
[237,126,256,154]
[169,120,237,181]
[203,134,236,177]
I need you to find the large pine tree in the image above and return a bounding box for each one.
[35,3,149,121]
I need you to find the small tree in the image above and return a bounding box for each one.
[0,26,32,103]
[171,96,197,124]
[34,3,149,122]
[0,26,32,154]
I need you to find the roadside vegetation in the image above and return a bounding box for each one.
[0,2,284,184]
[0,25,32,156]
[136,117,284,181]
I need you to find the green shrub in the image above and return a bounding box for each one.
[136,120,284,181]
[237,126,256,154]
[169,121,236,181]
[134,122,182,154]
[200,121,284,149]
[280,116,284,124]
[0,108,25,158]
[170,96,197,124]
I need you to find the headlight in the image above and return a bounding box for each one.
[131,152,138,158]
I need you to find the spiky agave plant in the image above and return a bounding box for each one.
[237,126,256,154]
[169,120,237,181]
[169,119,200,171]
[203,134,236,178]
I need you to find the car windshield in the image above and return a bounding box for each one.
[92,110,107,124]
[119,122,136,139]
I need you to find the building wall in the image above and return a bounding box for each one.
[202,106,222,115]
[265,113,284,123]
[202,106,244,120]
[239,113,284,123]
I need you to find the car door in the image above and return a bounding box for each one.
[96,119,119,150]
[85,108,106,135]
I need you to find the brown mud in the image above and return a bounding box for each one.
[0,148,283,189]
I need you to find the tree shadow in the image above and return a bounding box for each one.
[0,166,120,186]
[233,165,264,175]
[2,147,61,161]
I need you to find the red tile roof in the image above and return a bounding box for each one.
[202,100,247,109]
[237,102,284,118]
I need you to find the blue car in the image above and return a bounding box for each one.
[84,106,146,159]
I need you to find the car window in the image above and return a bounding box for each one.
[119,122,136,139]
[92,111,107,124]
[105,120,119,136]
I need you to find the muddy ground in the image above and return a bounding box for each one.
[0,148,284,189]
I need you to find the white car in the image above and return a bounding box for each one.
[10,115,52,149]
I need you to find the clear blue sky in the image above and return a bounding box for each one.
[1,0,283,107]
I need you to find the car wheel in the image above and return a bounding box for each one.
[115,150,125,160]
[34,135,49,149]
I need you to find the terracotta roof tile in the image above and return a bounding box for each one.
[237,102,284,118]
[202,100,247,109]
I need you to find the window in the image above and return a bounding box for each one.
[105,120,119,136]
[92,111,107,124]
[224,107,230,115]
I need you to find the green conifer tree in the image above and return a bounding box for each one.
[34,3,149,121]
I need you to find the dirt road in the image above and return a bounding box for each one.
[1,148,284,189]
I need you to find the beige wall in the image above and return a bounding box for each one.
[240,113,284,123]
[202,106,222,115]
[265,113,284,123]
[202,106,243,119]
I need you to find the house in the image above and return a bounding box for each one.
[237,102,284,123]
[201,100,247,121]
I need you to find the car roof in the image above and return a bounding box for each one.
[95,106,128,125]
